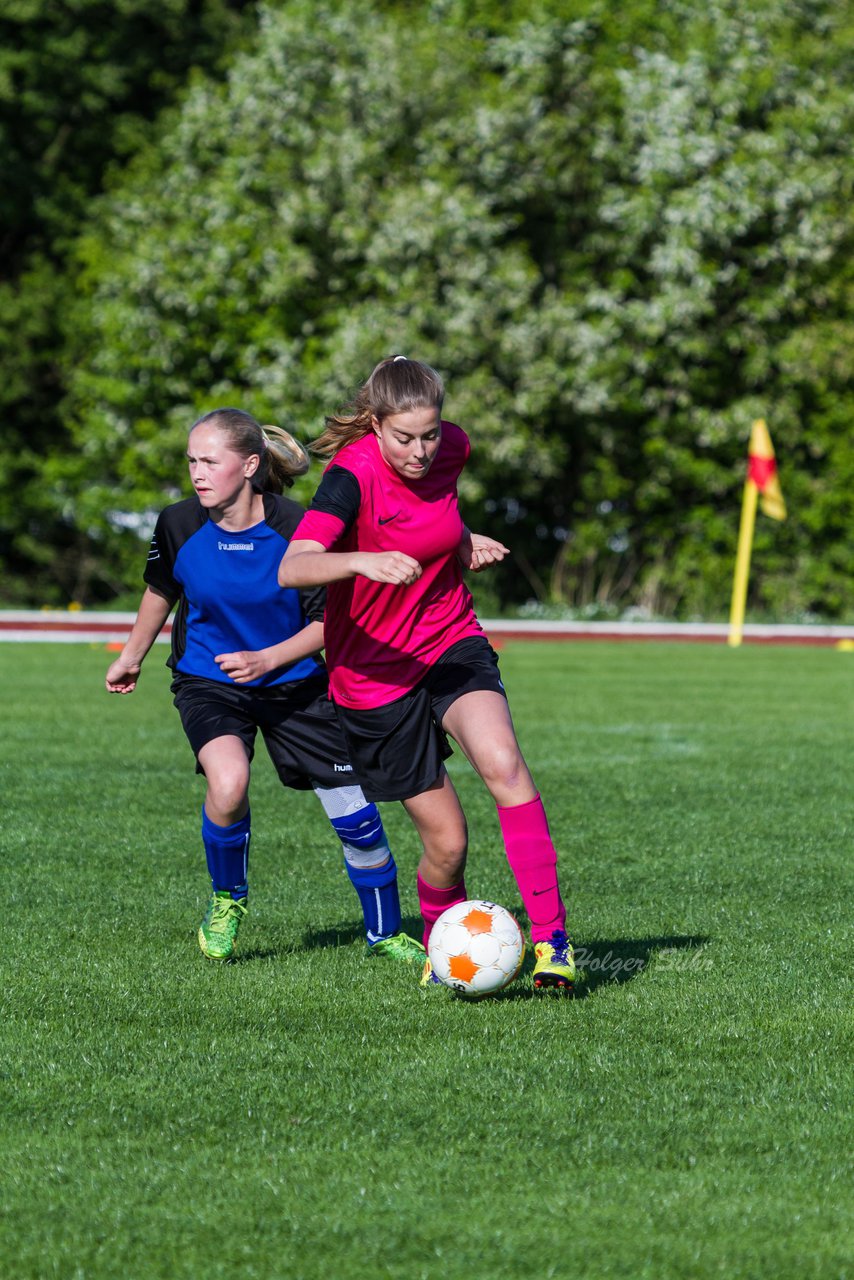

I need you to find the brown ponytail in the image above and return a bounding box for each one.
[311,356,445,458]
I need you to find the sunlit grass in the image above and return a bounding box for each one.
[1,642,851,1279]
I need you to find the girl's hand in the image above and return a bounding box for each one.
[459,531,510,573]
[104,587,174,694]
[215,650,271,684]
[354,551,423,585]
[105,657,142,693]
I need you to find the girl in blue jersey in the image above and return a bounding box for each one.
[106,408,424,967]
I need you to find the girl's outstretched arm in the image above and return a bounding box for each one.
[279,539,422,588]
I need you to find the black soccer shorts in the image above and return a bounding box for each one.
[333,637,507,802]
[171,672,358,790]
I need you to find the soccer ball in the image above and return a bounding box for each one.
[428,900,525,998]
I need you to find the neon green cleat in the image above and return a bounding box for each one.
[533,930,576,992]
[198,891,248,961]
[367,931,426,965]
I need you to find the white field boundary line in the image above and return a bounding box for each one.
[1,611,853,646]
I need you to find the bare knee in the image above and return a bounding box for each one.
[473,739,529,795]
[406,800,468,886]
[421,828,468,883]
[203,769,249,824]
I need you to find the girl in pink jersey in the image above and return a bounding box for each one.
[279,357,575,992]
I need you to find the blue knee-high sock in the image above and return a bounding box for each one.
[202,807,250,899]
[325,802,402,944]
[345,855,402,945]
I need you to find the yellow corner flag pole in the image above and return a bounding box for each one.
[728,475,759,647]
[728,419,787,648]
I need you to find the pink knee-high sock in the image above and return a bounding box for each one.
[497,793,566,943]
[417,872,467,949]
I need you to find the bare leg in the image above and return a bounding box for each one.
[443,691,567,944]
[401,768,468,887]
[441,690,536,805]
[402,769,470,950]
[197,735,251,825]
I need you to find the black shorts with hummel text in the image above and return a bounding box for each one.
[333,637,507,802]
[171,672,357,790]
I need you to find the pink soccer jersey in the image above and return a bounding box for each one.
[292,422,485,709]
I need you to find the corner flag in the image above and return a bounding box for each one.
[728,419,787,647]
[747,419,786,521]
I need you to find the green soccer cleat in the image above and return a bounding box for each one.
[367,931,426,965]
[532,929,576,992]
[198,891,248,961]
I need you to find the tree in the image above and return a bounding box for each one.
[52,0,854,615]
[0,0,255,602]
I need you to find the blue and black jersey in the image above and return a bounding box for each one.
[144,493,325,688]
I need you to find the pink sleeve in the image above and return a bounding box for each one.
[442,421,471,468]
[292,509,347,548]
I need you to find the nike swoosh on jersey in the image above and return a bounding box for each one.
[378,513,400,525]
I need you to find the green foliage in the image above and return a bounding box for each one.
[3,0,853,615]
[0,0,249,253]
[0,0,256,603]
[2,640,852,1277]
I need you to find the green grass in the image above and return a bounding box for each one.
[1,641,852,1280]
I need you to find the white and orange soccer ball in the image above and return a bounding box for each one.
[427,900,525,998]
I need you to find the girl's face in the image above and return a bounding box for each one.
[372,406,442,480]
[187,424,259,510]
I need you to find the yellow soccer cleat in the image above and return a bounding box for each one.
[419,957,443,989]
[532,929,575,993]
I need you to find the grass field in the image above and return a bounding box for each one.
[1,641,852,1280]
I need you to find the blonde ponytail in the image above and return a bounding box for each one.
[260,424,310,491]
[191,408,311,493]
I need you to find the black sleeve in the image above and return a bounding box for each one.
[307,466,362,536]
[143,507,188,601]
[262,491,306,539]
[262,492,330,625]
[299,584,327,625]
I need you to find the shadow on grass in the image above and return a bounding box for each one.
[234,924,711,1002]
[232,919,377,962]
[424,933,710,1004]
[286,913,428,956]
[567,934,712,999]
[464,933,711,1003]
[431,934,710,1004]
